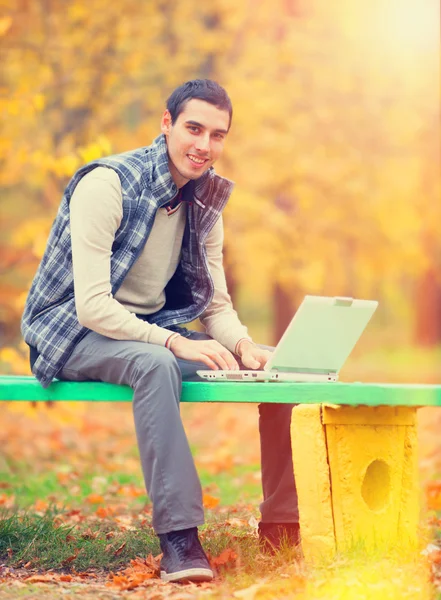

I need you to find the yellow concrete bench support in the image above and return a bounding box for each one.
[291,405,419,561]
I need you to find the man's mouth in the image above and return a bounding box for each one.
[187,154,208,166]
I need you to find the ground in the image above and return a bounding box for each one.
[1,355,441,598]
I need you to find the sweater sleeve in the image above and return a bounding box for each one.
[70,167,174,346]
[199,216,253,352]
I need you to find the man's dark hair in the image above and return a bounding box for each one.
[166,79,233,129]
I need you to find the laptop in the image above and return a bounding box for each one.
[196,295,378,382]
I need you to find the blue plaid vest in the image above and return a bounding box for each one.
[21,134,234,387]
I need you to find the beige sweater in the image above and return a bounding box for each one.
[69,167,251,352]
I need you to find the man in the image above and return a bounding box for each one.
[22,79,299,583]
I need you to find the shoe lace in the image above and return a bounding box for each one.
[168,530,188,561]
[168,529,206,561]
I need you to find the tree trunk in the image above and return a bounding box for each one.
[414,269,441,346]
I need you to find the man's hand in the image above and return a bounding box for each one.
[169,337,240,371]
[237,340,272,370]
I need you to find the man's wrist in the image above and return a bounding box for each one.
[235,338,255,357]
[165,333,181,351]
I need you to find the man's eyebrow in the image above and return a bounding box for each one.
[185,120,228,135]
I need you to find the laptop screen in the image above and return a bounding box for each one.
[264,296,378,374]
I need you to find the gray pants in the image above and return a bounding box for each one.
[59,330,298,534]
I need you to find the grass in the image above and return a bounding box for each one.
[0,509,160,572]
[0,507,436,599]
[0,507,295,575]
[0,458,261,511]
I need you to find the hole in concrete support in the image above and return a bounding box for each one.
[361,459,391,511]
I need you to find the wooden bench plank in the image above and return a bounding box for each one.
[1,375,441,406]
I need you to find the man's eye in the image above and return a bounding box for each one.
[189,126,199,133]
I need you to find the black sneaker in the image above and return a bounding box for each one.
[258,522,301,554]
[158,527,213,583]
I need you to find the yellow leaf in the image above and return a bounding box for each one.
[78,142,105,164]
[0,17,12,37]
[32,94,45,111]
[68,4,88,21]
[97,135,112,156]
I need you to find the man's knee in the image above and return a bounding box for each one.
[132,345,180,380]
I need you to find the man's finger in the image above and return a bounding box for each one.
[243,352,261,369]
[206,351,229,371]
[199,355,219,370]
[219,350,239,370]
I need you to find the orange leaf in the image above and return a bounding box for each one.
[117,484,145,498]
[107,574,129,588]
[60,575,72,582]
[96,506,111,518]
[426,481,441,510]
[33,499,48,511]
[56,473,71,485]
[86,494,105,504]
[62,548,80,565]
[211,547,238,569]
[114,541,127,556]
[203,493,220,509]
[24,574,56,583]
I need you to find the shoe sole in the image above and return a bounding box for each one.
[160,567,213,583]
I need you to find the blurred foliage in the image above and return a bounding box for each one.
[0,0,439,373]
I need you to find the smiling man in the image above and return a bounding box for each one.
[21,80,299,583]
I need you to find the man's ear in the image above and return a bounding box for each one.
[161,110,173,135]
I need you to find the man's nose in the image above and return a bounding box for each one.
[195,133,210,153]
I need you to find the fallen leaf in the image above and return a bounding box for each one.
[62,548,80,565]
[33,499,49,511]
[114,541,127,556]
[117,484,145,498]
[86,494,105,504]
[211,547,238,569]
[81,527,98,540]
[24,574,57,583]
[203,493,220,509]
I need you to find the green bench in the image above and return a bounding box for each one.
[1,375,441,562]
[1,375,440,406]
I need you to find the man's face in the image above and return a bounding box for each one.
[161,98,230,188]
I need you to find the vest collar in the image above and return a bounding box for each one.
[144,133,216,209]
